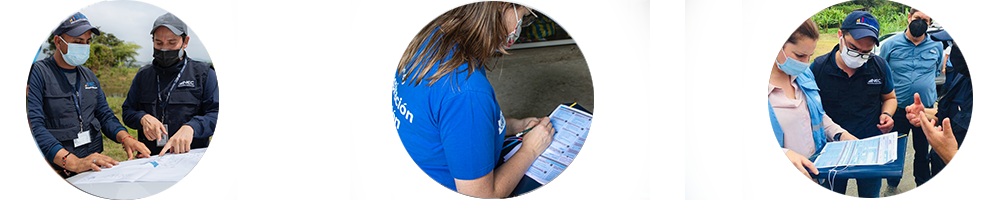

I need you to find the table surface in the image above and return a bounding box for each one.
[597,159,649,199]
[66,148,206,199]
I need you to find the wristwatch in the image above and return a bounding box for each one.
[882,111,892,118]
[834,132,843,141]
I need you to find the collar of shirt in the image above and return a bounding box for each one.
[747,54,798,99]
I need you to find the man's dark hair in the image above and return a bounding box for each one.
[211,48,239,124]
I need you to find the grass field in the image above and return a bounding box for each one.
[811,33,840,62]
[95,67,141,161]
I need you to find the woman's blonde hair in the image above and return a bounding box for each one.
[396,1,522,86]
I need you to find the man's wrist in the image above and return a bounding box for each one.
[882,112,892,118]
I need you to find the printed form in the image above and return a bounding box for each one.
[72,148,207,184]
[814,132,897,168]
[524,104,591,184]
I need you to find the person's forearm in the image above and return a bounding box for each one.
[882,98,897,115]
[938,147,956,164]
[487,146,540,197]
[504,118,519,137]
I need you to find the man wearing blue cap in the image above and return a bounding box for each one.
[810,10,898,197]
[122,13,218,157]
[27,12,152,178]
[879,8,943,189]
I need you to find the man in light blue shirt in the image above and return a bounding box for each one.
[880,8,943,189]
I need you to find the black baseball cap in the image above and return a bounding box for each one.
[840,11,880,45]
[53,12,100,37]
[150,13,187,36]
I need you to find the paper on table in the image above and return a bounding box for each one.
[524,104,591,184]
[72,162,156,184]
[72,148,207,184]
[813,133,897,168]
[135,149,206,182]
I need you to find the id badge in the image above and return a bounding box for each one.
[73,130,91,147]
[158,124,169,147]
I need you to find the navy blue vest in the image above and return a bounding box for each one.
[34,58,106,157]
[132,58,213,152]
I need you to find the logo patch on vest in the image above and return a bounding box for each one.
[867,78,882,85]
[178,80,196,88]
[84,82,98,90]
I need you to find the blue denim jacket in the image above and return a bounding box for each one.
[769,69,827,157]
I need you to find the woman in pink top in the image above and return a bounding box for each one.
[768,20,858,181]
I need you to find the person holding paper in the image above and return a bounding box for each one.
[684,0,741,200]
[809,11,898,197]
[27,12,151,178]
[392,2,555,198]
[122,13,219,157]
[769,19,858,182]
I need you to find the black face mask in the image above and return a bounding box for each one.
[153,48,183,67]
[908,19,928,38]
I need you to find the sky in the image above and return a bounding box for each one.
[33,0,212,64]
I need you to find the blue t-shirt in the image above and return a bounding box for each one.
[392,28,505,191]
[879,34,943,107]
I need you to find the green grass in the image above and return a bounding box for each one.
[812,33,840,62]
[95,67,141,161]
[101,96,141,161]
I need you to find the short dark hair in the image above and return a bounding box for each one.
[684,0,740,24]
[211,48,239,124]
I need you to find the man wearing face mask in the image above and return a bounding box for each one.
[809,10,898,198]
[28,12,152,178]
[122,13,219,157]
[878,8,943,190]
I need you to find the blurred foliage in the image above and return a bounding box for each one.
[42,28,142,72]
[811,0,912,36]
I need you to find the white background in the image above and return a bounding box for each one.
[3,0,993,199]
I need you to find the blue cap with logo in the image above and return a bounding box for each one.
[840,11,880,45]
[53,12,100,37]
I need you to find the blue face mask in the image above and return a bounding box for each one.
[775,48,809,76]
[58,36,91,66]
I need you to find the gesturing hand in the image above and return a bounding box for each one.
[906,93,938,127]
[877,113,894,134]
[522,117,555,157]
[918,111,959,164]
[140,114,167,141]
[121,133,151,160]
[159,125,195,156]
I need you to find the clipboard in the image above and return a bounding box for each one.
[742,157,778,189]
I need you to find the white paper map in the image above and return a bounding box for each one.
[72,148,206,184]
[814,133,897,168]
[525,104,591,184]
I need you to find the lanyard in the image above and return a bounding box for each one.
[156,59,188,120]
[55,66,84,132]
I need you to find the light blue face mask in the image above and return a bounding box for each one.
[775,48,809,76]
[58,36,91,66]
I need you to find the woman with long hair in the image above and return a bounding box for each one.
[768,19,858,181]
[392,2,553,198]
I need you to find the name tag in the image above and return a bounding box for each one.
[158,124,169,147]
[73,130,91,147]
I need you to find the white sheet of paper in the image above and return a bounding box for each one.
[813,132,897,168]
[71,148,207,184]
[524,104,591,184]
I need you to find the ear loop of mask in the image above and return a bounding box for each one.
[825,149,856,191]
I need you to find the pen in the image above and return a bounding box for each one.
[516,127,534,138]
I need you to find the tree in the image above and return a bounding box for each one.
[42,28,141,72]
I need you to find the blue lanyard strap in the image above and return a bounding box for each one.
[156,59,188,119]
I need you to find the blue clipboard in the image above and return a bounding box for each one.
[811,134,908,179]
